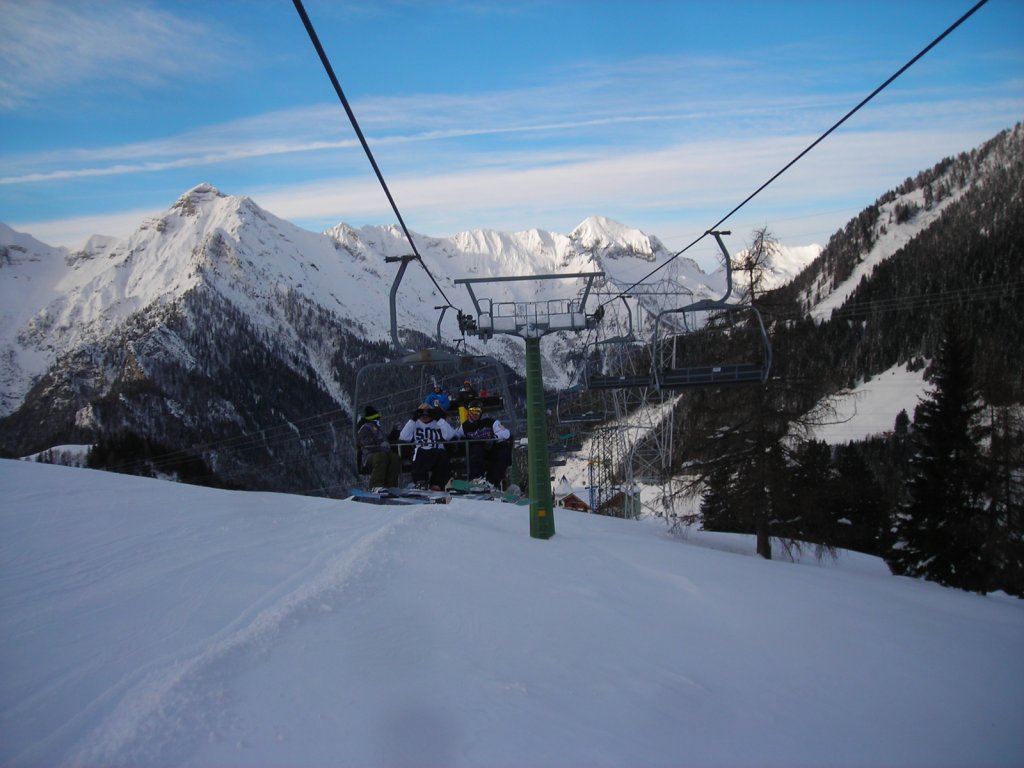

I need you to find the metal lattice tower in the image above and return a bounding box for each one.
[580,280,688,518]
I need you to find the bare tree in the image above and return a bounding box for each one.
[732,226,778,302]
[669,227,852,559]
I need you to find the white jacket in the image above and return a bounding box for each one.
[399,417,459,458]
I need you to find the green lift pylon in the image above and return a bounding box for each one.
[454,272,604,539]
[525,336,554,538]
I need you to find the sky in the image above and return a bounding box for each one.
[2,458,1022,767]
[1,0,1022,269]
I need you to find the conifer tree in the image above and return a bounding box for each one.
[889,318,991,591]
[830,443,888,554]
[700,463,737,532]
[984,405,1024,596]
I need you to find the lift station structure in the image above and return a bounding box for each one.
[455,272,605,539]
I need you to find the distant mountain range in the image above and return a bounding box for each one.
[2,122,1020,496]
[0,187,813,417]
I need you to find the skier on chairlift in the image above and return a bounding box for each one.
[423,381,451,413]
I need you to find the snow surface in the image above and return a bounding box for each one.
[810,364,928,445]
[2,459,1021,768]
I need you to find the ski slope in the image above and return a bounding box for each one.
[1,460,1021,767]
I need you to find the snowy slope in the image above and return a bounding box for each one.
[809,189,964,322]
[2,459,1021,768]
[809,364,929,444]
[0,223,75,413]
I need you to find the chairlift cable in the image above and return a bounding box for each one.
[597,0,990,310]
[730,279,1024,324]
[811,279,1023,320]
[160,0,990,491]
[292,0,459,310]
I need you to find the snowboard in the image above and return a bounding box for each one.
[349,487,451,505]
[446,479,531,506]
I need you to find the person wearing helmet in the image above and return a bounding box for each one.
[423,382,451,413]
[459,400,511,488]
[456,379,478,423]
[356,404,401,489]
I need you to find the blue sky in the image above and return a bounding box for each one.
[1,0,1021,267]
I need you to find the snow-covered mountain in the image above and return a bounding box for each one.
[2,185,816,491]
[0,186,751,418]
[794,122,1024,319]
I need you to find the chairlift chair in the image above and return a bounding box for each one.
[555,383,609,424]
[582,293,655,390]
[655,304,772,387]
[351,254,520,484]
[653,231,772,389]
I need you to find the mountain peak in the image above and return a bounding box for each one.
[571,216,662,261]
[0,222,66,265]
[571,215,631,244]
[170,183,227,218]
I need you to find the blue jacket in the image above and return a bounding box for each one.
[424,390,451,410]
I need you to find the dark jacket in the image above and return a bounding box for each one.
[356,419,391,467]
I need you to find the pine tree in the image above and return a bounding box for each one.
[889,318,991,591]
[776,439,838,560]
[830,441,890,556]
[700,463,737,532]
[984,405,1024,596]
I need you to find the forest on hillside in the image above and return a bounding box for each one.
[665,124,1023,595]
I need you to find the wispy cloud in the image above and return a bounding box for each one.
[253,126,1009,244]
[0,0,227,110]
[3,55,1016,188]
[5,35,1020,255]
[0,47,850,170]
[12,121,1013,258]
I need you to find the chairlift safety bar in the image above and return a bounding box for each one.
[651,231,772,387]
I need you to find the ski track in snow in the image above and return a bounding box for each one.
[62,508,420,767]
[3,462,1023,767]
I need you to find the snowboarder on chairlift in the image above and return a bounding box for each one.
[455,379,478,422]
[423,382,451,412]
[356,405,401,489]
[459,400,511,488]
[399,403,459,490]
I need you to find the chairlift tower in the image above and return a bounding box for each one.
[589,426,627,517]
[455,272,604,539]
